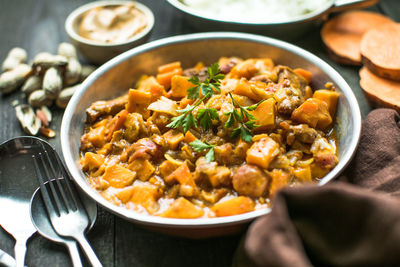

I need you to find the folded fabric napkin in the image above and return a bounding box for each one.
[239,108,400,267]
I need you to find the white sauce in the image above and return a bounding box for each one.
[180,0,331,23]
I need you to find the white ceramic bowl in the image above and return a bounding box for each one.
[61,32,361,238]
[65,1,154,65]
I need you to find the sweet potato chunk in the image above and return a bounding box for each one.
[160,197,204,218]
[102,165,136,188]
[291,98,332,129]
[127,89,152,106]
[81,152,104,172]
[211,196,255,217]
[184,131,197,144]
[268,169,290,197]
[130,184,161,214]
[165,162,197,197]
[102,186,135,205]
[170,75,194,98]
[233,78,267,101]
[250,98,276,130]
[137,76,166,101]
[313,89,339,117]
[246,137,280,169]
[163,129,184,150]
[127,158,155,181]
[293,166,312,182]
[158,61,181,74]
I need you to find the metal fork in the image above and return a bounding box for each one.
[32,147,102,267]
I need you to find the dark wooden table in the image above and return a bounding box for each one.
[0,1,398,266]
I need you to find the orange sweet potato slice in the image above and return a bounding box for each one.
[211,196,255,217]
[360,23,400,81]
[359,67,400,111]
[321,11,393,65]
[102,165,136,188]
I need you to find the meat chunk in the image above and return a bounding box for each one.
[86,94,128,123]
[290,124,319,144]
[121,138,161,163]
[277,66,308,95]
[232,165,270,197]
[291,98,332,129]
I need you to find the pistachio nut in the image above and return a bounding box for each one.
[33,52,68,70]
[21,75,42,94]
[43,67,62,99]
[2,47,27,71]
[28,89,53,107]
[57,42,77,59]
[64,58,82,86]
[15,104,41,136]
[56,83,80,108]
[0,64,32,94]
[79,65,96,82]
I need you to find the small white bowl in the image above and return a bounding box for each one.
[65,1,154,65]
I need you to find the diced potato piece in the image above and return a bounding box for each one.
[310,162,330,179]
[313,89,339,117]
[127,158,155,181]
[163,129,184,150]
[246,137,280,169]
[211,196,255,217]
[137,76,166,101]
[250,98,276,130]
[127,89,152,106]
[293,166,312,182]
[268,169,290,197]
[158,61,181,74]
[130,184,161,214]
[102,186,135,205]
[184,131,197,143]
[160,197,204,218]
[83,124,107,148]
[81,152,104,172]
[170,75,194,98]
[293,68,312,83]
[291,98,332,129]
[233,78,265,101]
[208,166,231,188]
[159,159,181,178]
[148,96,178,116]
[165,162,197,197]
[157,68,183,89]
[102,165,136,188]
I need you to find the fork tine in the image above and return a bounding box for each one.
[32,153,61,217]
[42,147,75,211]
[53,151,83,211]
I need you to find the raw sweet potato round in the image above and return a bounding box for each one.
[359,67,400,111]
[361,23,400,81]
[321,11,393,65]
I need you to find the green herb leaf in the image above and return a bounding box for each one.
[166,114,185,129]
[245,100,265,111]
[205,148,215,162]
[183,112,197,133]
[197,108,219,131]
[240,127,253,142]
[190,139,216,163]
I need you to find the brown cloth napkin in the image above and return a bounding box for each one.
[242,108,400,267]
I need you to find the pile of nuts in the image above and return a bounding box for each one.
[0,43,96,137]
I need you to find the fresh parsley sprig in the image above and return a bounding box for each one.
[167,63,225,133]
[224,93,264,142]
[187,63,225,100]
[189,139,216,163]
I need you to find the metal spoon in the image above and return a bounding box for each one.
[0,137,44,267]
[30,179,97,267]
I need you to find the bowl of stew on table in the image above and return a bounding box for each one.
[61,32,361,238]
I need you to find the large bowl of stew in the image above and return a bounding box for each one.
[61,32,361,238]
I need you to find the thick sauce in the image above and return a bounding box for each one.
[80,58,339,219]
[78,3,147,44]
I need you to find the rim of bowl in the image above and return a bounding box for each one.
[166,0,333,25]
[65,0,155,47]
[61,32,361,228]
